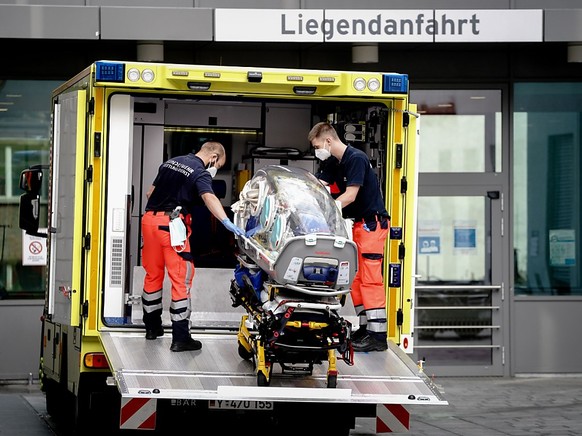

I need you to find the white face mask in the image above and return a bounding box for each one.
[315,146,331,161]
[206,157,218,178]
[206,166,218,178]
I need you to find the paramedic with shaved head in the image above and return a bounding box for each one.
[141,141,244,352]
[308,122,390,352]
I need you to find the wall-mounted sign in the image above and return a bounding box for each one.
[22,229,47,266]
[418,220,441,255]
[549,229,576,267]
[454,220,477,253]
[215,9,543,43]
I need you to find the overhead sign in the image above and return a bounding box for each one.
[215,9,543,43]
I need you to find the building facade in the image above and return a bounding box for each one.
[1,0,582,379]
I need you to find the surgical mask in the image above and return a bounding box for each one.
[315,146,331,161]
[206,166,218,178]
[206,158,218,178]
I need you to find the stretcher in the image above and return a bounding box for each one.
[230,165,357,387]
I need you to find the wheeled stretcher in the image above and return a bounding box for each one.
[229,165,357,387]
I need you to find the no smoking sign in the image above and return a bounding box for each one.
[22,229,47,266]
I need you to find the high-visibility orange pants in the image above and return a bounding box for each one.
[141,211,195,323]
[351,219,389,334]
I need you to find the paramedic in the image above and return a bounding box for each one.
[308,122,389,352]
[141,141,244,352]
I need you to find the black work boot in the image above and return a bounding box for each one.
[352,332,388,352]
[143,311,164,340]
[351,326,368,341]
[170,320,202,352]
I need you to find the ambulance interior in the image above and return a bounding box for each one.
[102,94,391,331]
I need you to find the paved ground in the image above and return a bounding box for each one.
[406,376,582,435]
[1,375,582,435]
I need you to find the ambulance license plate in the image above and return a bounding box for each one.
[209,400,274,410]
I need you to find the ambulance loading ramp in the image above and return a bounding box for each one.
[100,331,447,405]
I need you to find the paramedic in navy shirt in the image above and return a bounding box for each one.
[308,122,390,352]
[141,141,244,352]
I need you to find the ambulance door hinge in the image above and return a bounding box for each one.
[398,242,405,260]
[395,143,403,169]
[400,176,407,194]
[396,308,403,326]
[403,112,410,128]
[88,97,95,115]
[126,295,141,305]
[82,300,89,319]
[85,165,93,183]
[94,132,101,157]
[83,233,91,250]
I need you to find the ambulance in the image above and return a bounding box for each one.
[19,61,446,434]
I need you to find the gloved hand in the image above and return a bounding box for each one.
[245,224,262,238]
[222,218,245,237]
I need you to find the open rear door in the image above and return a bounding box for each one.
[48,90,86,326]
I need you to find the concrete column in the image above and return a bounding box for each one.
[567,43,582,62]
[137,41,164,62]
[352,43,378,64]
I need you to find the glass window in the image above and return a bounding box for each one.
[0,80,60,299]
[514,83,582,296]
[411,90,502,173]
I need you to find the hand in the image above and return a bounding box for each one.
[222,218,245,237]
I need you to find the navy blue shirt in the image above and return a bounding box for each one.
[317,146,388,221]
[146,153,213,215]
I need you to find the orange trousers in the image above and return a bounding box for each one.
[351,219,389,334]
[141,211,194,323]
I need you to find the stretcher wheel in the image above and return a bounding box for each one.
[257,371,270,386]
[327,374,337,388]
[238,342,253,360]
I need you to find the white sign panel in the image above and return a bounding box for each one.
[214,8,543,43]
[435,10,543,42]
[318,10,433,43]
[215,9,324,42]
[549,229,576,267]
[418,219,441,255]
[22,229,47,266]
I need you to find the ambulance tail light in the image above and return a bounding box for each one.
[84,352,110,369]
[382,73,409,94]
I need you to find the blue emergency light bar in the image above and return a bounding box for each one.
[382,73,408,94]
[95,61,125,83]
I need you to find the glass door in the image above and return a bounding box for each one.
[413,187,504,376]
[410,88,508,376]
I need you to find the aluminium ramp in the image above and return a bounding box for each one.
[100,331,447,406]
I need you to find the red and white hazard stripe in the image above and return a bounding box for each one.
[376,404,410,433]
[120,397,157,430]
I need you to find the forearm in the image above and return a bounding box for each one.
[337,186,359,208]
[201,193,227,221]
